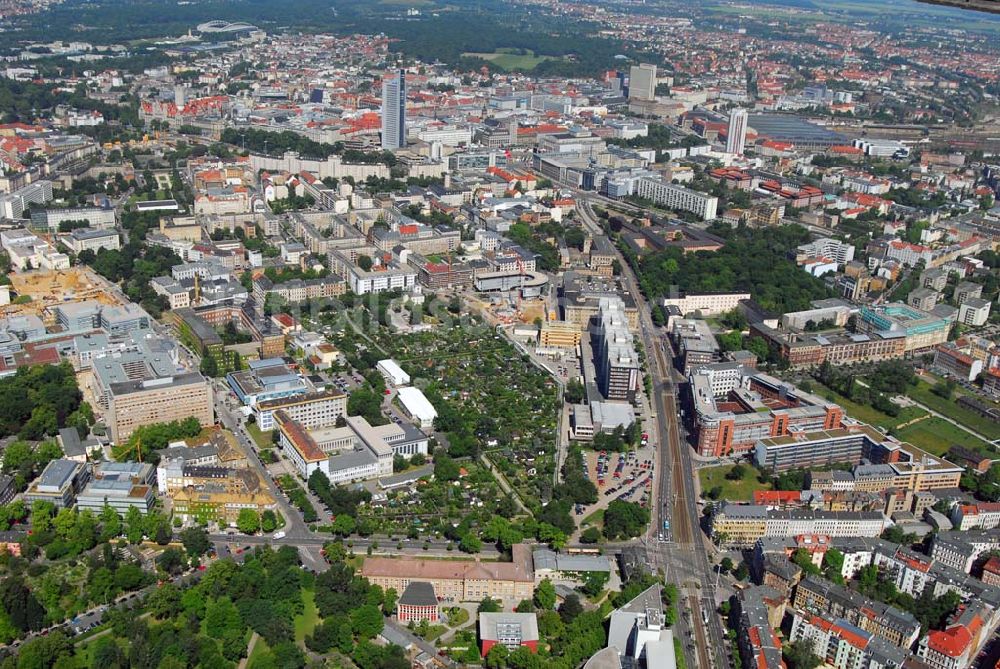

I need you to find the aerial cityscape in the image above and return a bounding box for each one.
[0,0,999,667]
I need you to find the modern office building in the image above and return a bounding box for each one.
[275,411,428,481]
[593,297,641,402]
[754,425,963,492]
[627,63,657,101]
[856,303,950,354]
[381,69,406,150]
[690,368,843,458]
[671,318,721,372]
[227,358,309,408]
[105,372,214,443]
[255,389,347,431]
[726,108,748,155]
[23,459,91,509]
[76,462,156,516]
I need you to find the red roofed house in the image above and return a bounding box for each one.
[918,605,987,669]
[982,556,1000,587]
[479,612,538,657]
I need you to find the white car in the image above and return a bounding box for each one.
[273,531,286,540]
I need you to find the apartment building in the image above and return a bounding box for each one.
[361,544,534,607]
[711,505,886,548]
[932,342,984,382]
[793,575,920,649]
[950,502,1000,531]
[634,177,718,220]
[918,604,989,669]
[929,531,1000,574]
[252,275,346,305]
[328,250,418,295]
[690,369,843,458]
[796,238,856,265]
[959,298,990,327]
[734,587,786,669]
[788,609,907,669]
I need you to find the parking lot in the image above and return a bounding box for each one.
[573,437,659,532]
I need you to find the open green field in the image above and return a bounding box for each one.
[698,464,771,502]
[895,417,995,457]
[246,422,273,450]
[816,383,927,431]
[462,49,560,71]
[294,588,320,645]
[909,377,1000,441]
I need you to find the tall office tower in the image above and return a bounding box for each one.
[627,63,657,101]
[726,108,748,155]
[381,69,406,150]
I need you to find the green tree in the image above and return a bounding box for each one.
[237,508,260,535]
[124,505,145,544]
[180,527,211,557]
[350,603,384,639]
[534,578,557,610]
[478,597,502,613]
[603,500,650,540]
[783,639,822,669]
[261,509,278,533]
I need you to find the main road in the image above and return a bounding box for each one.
[577,195,726,668]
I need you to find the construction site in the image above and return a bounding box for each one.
[5,268,125,325]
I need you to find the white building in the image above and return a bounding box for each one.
[396,386,437,429]
[628,63,657,101]
[635,178,718,220]
[377,359,410,386]
[65,228,121,254]
[726,109,748,156]
[958,298,990,327]
[661,292,750,317]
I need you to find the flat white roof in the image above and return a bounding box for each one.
[377,358,409,381]
[396,386,437,422]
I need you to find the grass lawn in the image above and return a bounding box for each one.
[816,383,926,431]
[462,50,559,71]
[908,378,1000,440]
[294,587,320,645]
[698,464,771,502]
[246,635,271,669]
[446,607,470,628]
[246,422,273,450]
[895,417,995,457]
[581,508,604,527]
